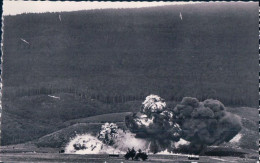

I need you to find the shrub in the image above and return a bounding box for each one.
[124,148,136,160]
[124,148,148,161]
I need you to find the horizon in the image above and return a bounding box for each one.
[3,1,200,16]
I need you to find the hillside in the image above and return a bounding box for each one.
[221,107,258,150]
[63,112,132,127]
[0,107,258,160]
[1,2,258,145]
[2,2,258,105]
[33,107,258,151]
[1,93,140,145]
[34,122,127,148]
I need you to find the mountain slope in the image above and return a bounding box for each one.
[3,2,258,105]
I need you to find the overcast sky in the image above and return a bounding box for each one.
[3,1,200,16]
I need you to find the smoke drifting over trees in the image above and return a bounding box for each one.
[125,95,242,154]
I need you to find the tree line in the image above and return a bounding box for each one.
[3,86,256,106]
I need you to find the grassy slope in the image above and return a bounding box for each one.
[1,93,140,145]
[223,107,258,150]
[34,122,127,148]
[33,112,131,148]
[1,2,258,145]
[63,112,132,127]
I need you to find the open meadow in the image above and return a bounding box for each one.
[0,153,257,163]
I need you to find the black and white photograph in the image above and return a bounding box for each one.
[0,1,259,162]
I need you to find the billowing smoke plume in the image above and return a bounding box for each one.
[65,123,149,154]
[65,134,118,154]
[141,94,167,114]
[125,95,182,153]
[98,123,119,145]
[125,95,242,154]
[173,97,242,154]
[113,130,149,152]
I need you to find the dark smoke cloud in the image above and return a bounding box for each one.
[173,97,242,153]
[125,95,242,154]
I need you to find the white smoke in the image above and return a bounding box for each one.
[134,113,154,127]
[65,134,119,154]
[141,94,166,113]
[174,138,190,148]
[229,133,242,143]
[98,122,119,145]
[65,130,149,154]
[156,149,190,156]
[114,130,149,152]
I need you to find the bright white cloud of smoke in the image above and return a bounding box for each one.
[114,130,149,152]
[65,134,118,154]
[134,114,154,127]
[65,130,148,154]
[229,133,242,143]
[141,94,166,114]
[174,138,190,148]
[98,122,119,145]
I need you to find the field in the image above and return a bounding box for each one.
[0,153,257,163]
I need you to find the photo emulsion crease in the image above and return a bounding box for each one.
[0,1,259,163]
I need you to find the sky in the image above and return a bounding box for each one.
[3,1,200,16]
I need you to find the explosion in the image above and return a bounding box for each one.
[141,94,167,114]
[66,95,242,155]
[125,95,242,154]
[173,97,242,153]
[65,134,117,154]
[114,130,149,152]
[66,123,148,154]
[98,123,119,145]
[125,95,182,153]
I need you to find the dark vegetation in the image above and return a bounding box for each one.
[124,148,148,161]
[73,143,86,150]
[134,150,148,161]
[124,148,136,160]
[1,2,258,145]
